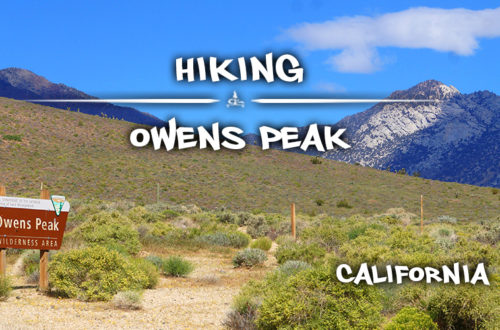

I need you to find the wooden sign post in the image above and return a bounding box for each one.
[0,185,70,291]
[291,203,296,240]
[0,185,6,276]
[39,188,50,292]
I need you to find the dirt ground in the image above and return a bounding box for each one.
[0,251,276,329]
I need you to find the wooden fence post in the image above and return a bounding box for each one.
[0,185,6,276]
[420,195,424,234]
[291,203,296,240]
[39,187,50,292]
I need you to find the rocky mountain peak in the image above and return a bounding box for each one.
[389,80,460,100]
[0,67,55,95]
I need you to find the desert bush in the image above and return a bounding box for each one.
[49,246,152,301]
[196,231,250,248]
[3,134,22,141]
[314,199,324,206]
[246,215,270,238]
[385,307,437,330]
[112,291,142,310]
[275,241,325,265]
[426,286,499,329]
[336,199,353,208]
[0,276,12,301]
[127,206,149,223]
[237,212,255,226]
[435,215,458,224]
[23,250,41,276]
[217,212,237,224]
[250,237,272,251]
[74,211,141,255]
[129,258,159,289]
[144,255,164,270]
[256,267,383,329]
[310,156,322,164]
[161,256,194,277]
[223,305,258,330]
[233,248,267,268]
[278,260,311,277]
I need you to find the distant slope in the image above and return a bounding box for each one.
[0,97,498,220]
[0,68,165,126]
[323,80,500,187]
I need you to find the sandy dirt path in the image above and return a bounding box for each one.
[0,252,273,329]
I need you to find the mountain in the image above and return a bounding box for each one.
[322,80,500,187]
[0,68,165,126]
[0,96,498,220]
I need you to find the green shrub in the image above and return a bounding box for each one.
[75,211,141,255]
[127,206,149,224]
[275,242,325,265]
[257,267,383,329]
[196,231,250,248]
[112,291,142,310]
[3,134,22,141]
[23,250,41,276]
[129,258,159,289]
[161,256,194,277]
[250,237,272,251]
[336,199,353,208]
[217,212,237,224]
[427,286,498,329]
[246,215,270,238]
[233,248,267,268]
[278,260,311,277]
[435,215,458,224]
[0,276,12,301]
[49,246,152,301]
[310,156,322,164]
[385,307,437,329]
[145,255,164,270]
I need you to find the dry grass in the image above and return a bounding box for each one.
[0,97,498,221]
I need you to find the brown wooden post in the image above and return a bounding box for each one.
[420,195,424,234]
[291,203,296,240]
[39,187,50,292]
[0,185,6,276]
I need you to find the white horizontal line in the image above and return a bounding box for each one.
[252,99,439,104]
[27,99,220,104]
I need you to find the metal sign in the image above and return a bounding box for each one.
[0,196,70,250]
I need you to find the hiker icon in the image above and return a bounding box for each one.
[226,91,245,108]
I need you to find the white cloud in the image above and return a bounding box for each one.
[285,6,500,73]
[314,82,346,93]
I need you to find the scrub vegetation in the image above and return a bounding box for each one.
[0,97,498,328]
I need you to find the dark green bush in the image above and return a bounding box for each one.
[250,237,272,251]
[49,246,153,301]
[257,267,383,329]
[385,307,437,329]
[75,211,141,255]
[3,134,22,141]
[0,276,12,301]
[233,248,267,268]
[161,256,194,277]
[275,241,325,265]
[336,199,353,208]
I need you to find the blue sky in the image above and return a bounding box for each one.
[1,1,500,132]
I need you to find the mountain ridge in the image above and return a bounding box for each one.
[0,68,165,126]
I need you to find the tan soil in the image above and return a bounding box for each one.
[0,251,271,330]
